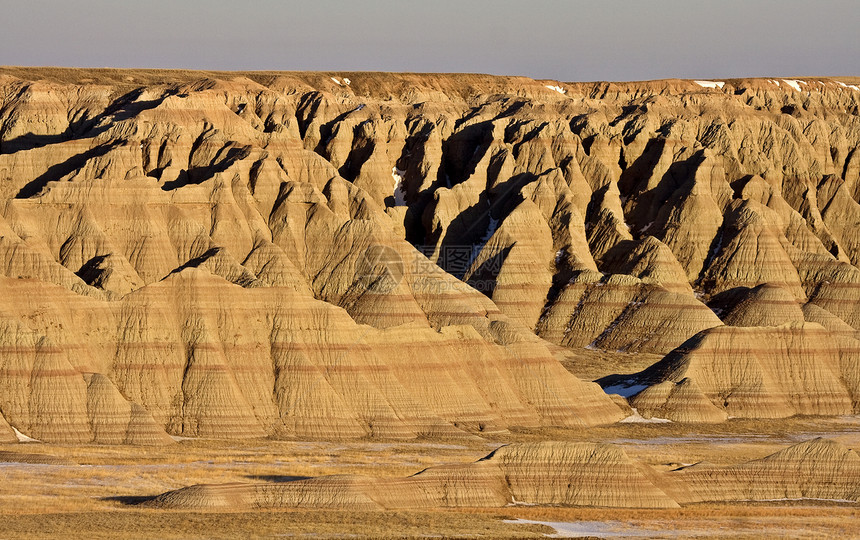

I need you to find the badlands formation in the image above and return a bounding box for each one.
[1,68,860,528]
[145,438,860,510]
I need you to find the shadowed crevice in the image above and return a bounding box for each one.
[15,141,120,198]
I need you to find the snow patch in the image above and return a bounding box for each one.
[837,81,860,91]
[782,79,803,92]
[12,427,40,443]
[464,215,500,274]
[391,167,407,206]
[555,249,565,264]
[694,80,725,89]
[330,77,341,85]
[479,216,500,245]
[545,84,567,95]
[706,230,724,267]
[620,408,672,423]
[602,382,648,398]
[342,78,351,85]
[504,519,650,538]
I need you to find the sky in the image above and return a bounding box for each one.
[1,0,857,81]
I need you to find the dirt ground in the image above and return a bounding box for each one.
[1,415,859,538]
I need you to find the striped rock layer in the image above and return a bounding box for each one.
[145,438,860,509]
[1,69,860,436]
[146,441,678,509]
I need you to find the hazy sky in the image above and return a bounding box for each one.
[1,1,857,81]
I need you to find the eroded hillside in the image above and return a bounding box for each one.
[1,68,859,441]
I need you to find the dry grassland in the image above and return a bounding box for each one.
[1,416,858,537]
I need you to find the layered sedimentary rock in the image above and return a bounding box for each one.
[145,441,678,509]
[670,438,860,503]
[145,438,860,509]
[601,322,860,421]
[0,411,17,443]
[536,271,722,354]
[1,69,860,436]
[0,268,622,442]
[713,283,805,327]
[0,451,76,465]
[484,441,677,508]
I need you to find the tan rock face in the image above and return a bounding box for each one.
[1,69,859,435]
[146,441,678,509]
[671,438,860,503]
[0,410,17,443]
[713,283,805,327]
[602,322,860,421]
[146,437,857,509]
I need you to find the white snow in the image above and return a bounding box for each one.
[504,518,788,538]
[837,81,860,91]
[508,496,538,507]
[555,249,565,264]
[706,231,724,265]
[620,408,672,424]
[694,80,725,89]
[330,77,341,85]
[342,78,351,85]
[12,427,40,443]
[391,167,407,206]
[479,216,500,245]
[769,79,780,86]
[464,215,500,274]
[602,382,648,398]
[545,84,567,95]
[352,104,366,112]
[782,79,803,92]
[504,519,653,538]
